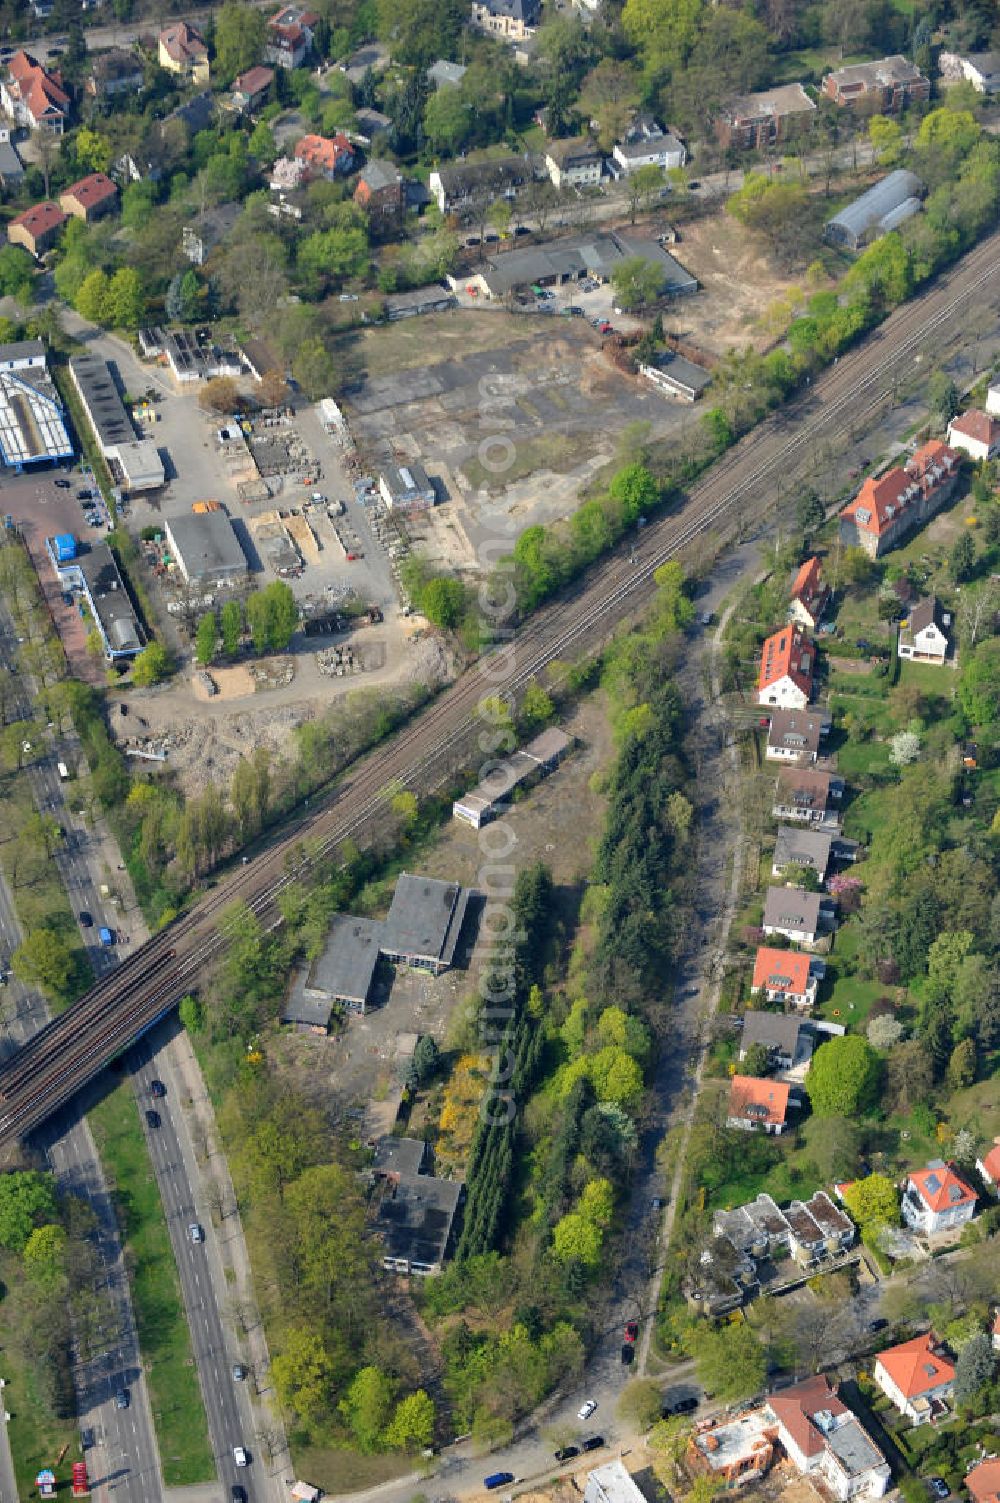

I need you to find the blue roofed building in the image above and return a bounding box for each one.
[0,340,73,471]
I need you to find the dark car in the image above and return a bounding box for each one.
[54,477,71,488]
[625,1321,639,1343]
[79,911,93,927]
[81,1427,94,1450]
[566,305,584,316]
[114,1388,130,1410]
[232,1363,247,1381]
[514,225,531,236]
[484,232,499,243]
[675,1396,699,1413]
[621,1343,634,1365]
[555,1446,580,1463]
[61,591,73,606]
[582,1436,604,1453]
[76,488,93,500]
[868,1317,889,1333]
[232,1489,247,1503]
[150,1079,166,1098]
[145,1109,160,1129]
[687,180,701,189]
[928,1480,949,1500]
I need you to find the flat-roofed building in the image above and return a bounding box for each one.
[106,440,164,494]
[381,873,472,974]
[716,82,815,149]
[163,510,248,588]
[0,338,73,471]
[284,913,385,1023]
[453,726,571,828]
[379,461,436,512]
[374,1170,463,1276]
[70,354,165,492]
[52,542,143,660]
[585,1461,649,1503]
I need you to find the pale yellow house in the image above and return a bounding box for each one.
[158,21,209,84]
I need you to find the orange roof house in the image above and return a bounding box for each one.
[789,556,830,630]
[977,1140,1000,1190]
[1,49,70,132]
[60,172,119,222]
[293,132,355,178]
[948,408,1000,461]
[757,624,814,709]
[873,1333,955,1424]
[727,1075,791,1134]
[840,442,960,558]
[7,201,66,256]
[902,1159,977,1236]
[967,1460,1000,1503]
[751,947,818,1008]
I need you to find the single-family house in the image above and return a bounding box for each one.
[265,4,319,67]
[545,136,604,189]
[59,172,118,223]
[772,825,835,881]
[967,1460,1000,1503]
[897,597,950,665]
[766,1376,890,1499]
[715,82,816,150]
[751,946,823,1009]
[874,1333,955,1424]
[7,201,65,257]
[1,50,69,133]
[86,48,145,98]
[762,886,828,946]
[757,625,815,709]
[939,50,1000,94]
[824,169,923,251]
[947,408,1000,461]
[354,160,405,228]
[611,115,686,174]
[231,64,274,113]
[355,107,392,142]
[901,1160,977,1236]
[765,708,831,763]
[727,1074,791,1134]
[839,441,961,558]
[789,556,830,630]
[429,155,534,214]
[773,767,844,828]
[427,59,467,89]
[158,21,210,83]
[294,132,355,179]
[470,0,540,39]
[739,1011,812,1073]
[976,1140,1000,1192]
[167,90,217,135]
[822,55,930,111]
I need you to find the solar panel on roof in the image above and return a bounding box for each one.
[924,1173,941,1195]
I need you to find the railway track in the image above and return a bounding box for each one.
[3,224,1000,1148]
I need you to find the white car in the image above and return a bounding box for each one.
[578,1399,597,1421]
[233,1446,248,1467]
[188,1223,204,1244]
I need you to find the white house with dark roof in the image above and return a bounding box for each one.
[897,597,950,665]
[762,886,831,946]
[765,708,830,763]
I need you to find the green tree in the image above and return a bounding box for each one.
[132,642,171,687]
[0,1171,58,1251]
[695,1322,767,1403]
[741,1041,771,1077]
[617,1377,663,1430]
[386,1389,436,1451]
[195,611,217,668]
[74,268,110,323]
[23,1222,68,1294]
[959,637,1000,725]
[951,530,976,583]
[420,576,465,629]
[0,244,36,301]
[74,126,112,174]
[340,1364,398,1452]
[948,1037,977,1090]
[609,462,659,519]
[292,336,337,400]
[805,1035,880,1117]
[220,599,242,657]
[214,0,266,78]
[298,224,369,291]
[105,267,145,329]
[423,84,472,153]
[954,1332,994,1403]
[12,929,75,1000]
[841,1173,900,1228]
[248,120,277,165]
[928,371,959,424]
[625,163,666,223]
[610,256,666,311]
[868,116,902,165]
[520,680,554,730]
[271,1327,335,1426]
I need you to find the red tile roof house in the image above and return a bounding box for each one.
[947,408,1000,462]
[266,5,320,68]
[1,49,70,133]
[59,171,118,222]
[901,1159,977,1236]
[293,132,355,180]
[757,624,815,709]
[839,441,961,558]
[7,200,66,256]
[993,1312,1000,1354]
[976,1139,1000,1193]
[967,1459,1000,1503]
[789,556,830,630]
[873,1333,955,1425]
[751,946,822,1008]
[727,1074,791,1135]
[231,64,275,112]
[766,1375,890,1500]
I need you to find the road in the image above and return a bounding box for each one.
[0,606,162,1503]
[5,213,1000,1152]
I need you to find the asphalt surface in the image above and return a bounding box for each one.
[0,604,161,1503]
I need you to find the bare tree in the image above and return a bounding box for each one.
[254,1424,283,1462]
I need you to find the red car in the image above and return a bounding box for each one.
[625,1322,639,1343]
[599,321,613,335]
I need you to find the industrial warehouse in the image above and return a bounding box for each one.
[452,727,572,828]
[69,354,165,493]
[0,339,73,471]
[45,533,144,662]
[163,510,249,588]
[282,872,478,1026]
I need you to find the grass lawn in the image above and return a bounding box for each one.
[0,1250,80,1496]
[831,736,894,780]
[291,1443,413,1494]
[897,658,957,703]
[813,968,887,1030]
[88,1081,215,1488]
